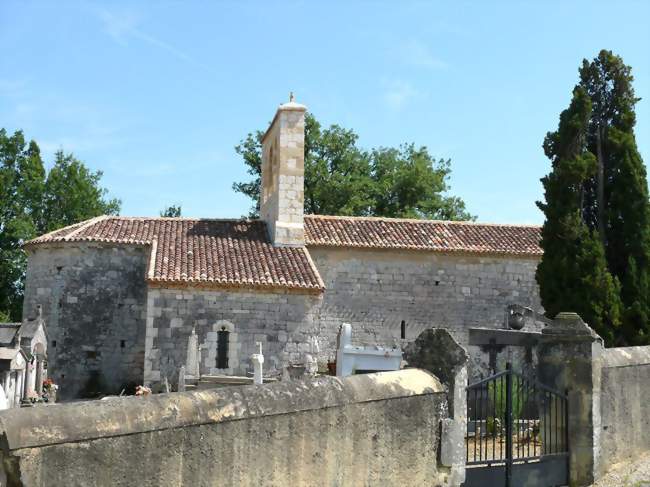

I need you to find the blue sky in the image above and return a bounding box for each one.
[1,1,649,224]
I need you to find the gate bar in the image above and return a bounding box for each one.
[505,362,513,487]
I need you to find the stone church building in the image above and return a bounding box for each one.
[23,98,543,399]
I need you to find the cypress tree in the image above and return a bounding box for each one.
[538,50,649,345]
[536,87,622,344]
[579,51,650,345]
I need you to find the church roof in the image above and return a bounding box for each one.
[26,216,325,293]
[26,214,542,292]
[304,215,542,256]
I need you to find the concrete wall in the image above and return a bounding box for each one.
[310,247,541,353]
[144,287,321,384]
[22,244,148,400]
[599,346,650,475]
[0,369,453,487]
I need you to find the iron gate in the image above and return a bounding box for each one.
[463,363,569,487]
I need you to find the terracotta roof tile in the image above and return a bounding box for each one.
[27,217,324,293]
[304,215,542,256]
[27,214,541,292]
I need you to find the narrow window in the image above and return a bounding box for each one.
[400,320,406,340]
[216,327,230,369]
[120,340,126,348]
[52,340,56,348]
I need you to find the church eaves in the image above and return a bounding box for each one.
[25,216,325,293]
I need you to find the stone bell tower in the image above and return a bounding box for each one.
[260,94,306,247]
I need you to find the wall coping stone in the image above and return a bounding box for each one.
[602,345,650,369]
[0,369,443,451]
[541,312,602,342]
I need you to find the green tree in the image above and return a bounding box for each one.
[0,130,45,320]
[370,144,471,220]
[537,87,623,343]
[160,204,182,217]
[41,151,120,232]
[0,133,120,321]
[539,50,650,345]
[578,51,650,345]
[233,113,473,220]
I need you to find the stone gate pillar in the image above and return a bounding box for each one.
[404,328,468,486]
[538,312,604,486]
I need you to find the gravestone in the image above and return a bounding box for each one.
[186,328,200,378]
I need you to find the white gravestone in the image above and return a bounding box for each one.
[251,342,264,385]
[186,328,200,378]
[304,336,319,376]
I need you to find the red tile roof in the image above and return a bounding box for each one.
[27,216,325,293]
[26,214,541,292]
[304,215,542,256]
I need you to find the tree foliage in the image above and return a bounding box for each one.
[233,113,473,221]
[160,204,182,217]
[537,50,648,345]
[0,130,120,320]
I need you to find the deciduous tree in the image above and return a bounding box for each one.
[233,113,473,221]
[160,204,182,217]
[0,132,119,320]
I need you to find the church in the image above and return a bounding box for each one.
[22,98,543,399]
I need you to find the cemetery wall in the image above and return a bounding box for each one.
[599,345,650,474]
[0,369,453,487]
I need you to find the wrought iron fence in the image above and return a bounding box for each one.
[466,363,568,464]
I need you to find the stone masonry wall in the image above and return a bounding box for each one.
[309,247,542,352]
[144,287,322,385]
[260,103,306,246]
[23,242,542,398]
[0,370,451,487]
[599,346,650,476]
[22,244,148,400]
[145,248,540,386]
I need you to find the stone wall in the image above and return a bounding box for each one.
[0,370,453,487]
[310,247,541,352]
[144,287,322,384]
[144,248,540,387]
[260,101,306,246]
[22,243,148,400]
[23,242,542,398]
[599,346,650,475]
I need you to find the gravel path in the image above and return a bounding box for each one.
[590,453,650,487]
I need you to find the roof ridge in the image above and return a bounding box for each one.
[101,216,260,223]
[304,214,542,228]
[64,215,110,241]
[301,248,326,290]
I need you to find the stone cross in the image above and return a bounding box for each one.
[483,338,504,373]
